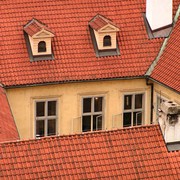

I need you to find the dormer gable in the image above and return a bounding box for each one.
[89,15,120,57]
[24,19,55,61]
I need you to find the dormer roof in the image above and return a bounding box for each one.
[89,15,119,32]
[24,19,54,38]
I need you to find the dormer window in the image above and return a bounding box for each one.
[38,41,46,52]
[24,19,55,61]
[103,35,111,47]
[89,15,120,57]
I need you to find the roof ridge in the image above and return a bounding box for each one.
[0,124,159,146]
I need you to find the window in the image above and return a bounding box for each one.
[35,100,57,137]
[82,96,104,132]
[38,41,46,52]
[103,35,111,46]
[123,93,144,127]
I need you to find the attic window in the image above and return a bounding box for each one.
[89,15,120,57]
[38,41,46,52]
[24,19,55,61]
[103,36,111,46]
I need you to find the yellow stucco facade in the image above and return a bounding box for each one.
[6,79,152,140]
[6,78,179,140]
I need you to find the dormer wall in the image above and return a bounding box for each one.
[29,36,52,56]
[146,0,172,31]
[94,30,117,50]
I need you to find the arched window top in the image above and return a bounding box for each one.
[103,35,111,47]
[38,41,46,52]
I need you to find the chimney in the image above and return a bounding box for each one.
[159,101,180,143]
[146,0,172,31]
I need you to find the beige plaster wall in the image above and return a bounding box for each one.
[6,79,151,140]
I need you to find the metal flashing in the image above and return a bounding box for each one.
[143,13,172,39]
[167,141,180,151]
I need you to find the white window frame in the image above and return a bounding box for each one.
[82,96,104,132]
[123,93,144,127]
[35,99,58,138]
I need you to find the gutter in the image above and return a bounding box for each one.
[146,77,154,124]
[3,76,145,89]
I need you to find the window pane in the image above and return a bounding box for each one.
[103,35,111,46]
[83,98,91,113]
[135,94,143,109]
[36,102,45,117]
[82,116,91,132]
[48,101,56,116]
[36,120,45,137]
[93,115,102,131]
[94,97,103,112]
[123,113,131,127]
[48,119,56,136]
[133,112,142,126]
[38,41,46,52]
[124,95,132,110]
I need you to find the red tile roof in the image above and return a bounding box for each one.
[0,0,179,87]
[150,15,180,92]
[0,125,179,179]
[24,19,54,37]
[0,87,19,142]
[89,14,119,31]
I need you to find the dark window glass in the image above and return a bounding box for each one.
[123,113,131,127]
[135,94,143,109]
[48,119,56,136]
[83,98,91,113]
[48,101,56,116]
[36,120,45,137]
[103,35,111,46]
[36,102,45,117]
[82,116,91,132]
[93,115,102,131]
[133,112,142,126]
[38,41,46,52]
[94,97,103,112]
[124,95,132,110]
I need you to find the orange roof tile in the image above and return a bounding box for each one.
[150,15,180,92]
[0,0,179,87]
[0,87,19,142]
[0,125,179,179]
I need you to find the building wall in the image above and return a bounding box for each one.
[6,79,151,139]
[153,82,180,123]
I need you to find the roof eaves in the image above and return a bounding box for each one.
[148,77,180,95]
[3,76,145,89]
[145,5,180,76]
